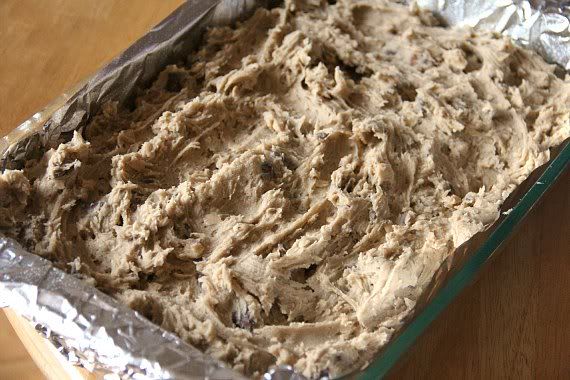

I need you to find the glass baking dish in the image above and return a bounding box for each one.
[1,0,569,378]
[358,140,569,379]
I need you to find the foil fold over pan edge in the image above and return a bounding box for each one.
[0,239,246,380]
[417,0,570,70]
[0,1,569,379]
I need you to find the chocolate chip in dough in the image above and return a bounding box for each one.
[165,72,184,92]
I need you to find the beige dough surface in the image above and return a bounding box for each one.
[1,0,569,378]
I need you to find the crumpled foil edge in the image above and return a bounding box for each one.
[0,238,246,380]
[417,0,570,70]
[1,0,569,379]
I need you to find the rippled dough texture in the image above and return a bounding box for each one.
[2,0,569,377]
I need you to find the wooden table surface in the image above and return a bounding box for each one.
[0,1,568,379]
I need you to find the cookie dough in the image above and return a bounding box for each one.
[2,0,569,377]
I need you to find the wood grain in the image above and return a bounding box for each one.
[0,311,44,380]
[3,309,101,380]
[0,1,568,379]
[0,0,184,132]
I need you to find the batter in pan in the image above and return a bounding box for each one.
[2,0,569,377]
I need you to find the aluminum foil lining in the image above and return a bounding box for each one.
[0,238,245,380]
[417,0,570,70]
[0,0,568,379]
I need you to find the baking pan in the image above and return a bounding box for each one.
[1,0,569,379]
